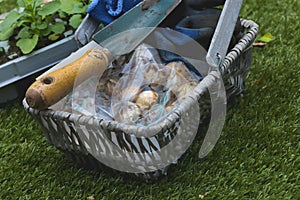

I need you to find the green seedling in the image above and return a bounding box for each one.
[0,0,89,54]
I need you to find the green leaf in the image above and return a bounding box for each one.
[72,2,87,14]
[16,34,39,54]
[59,0,75,14]
[69,14,82,29]
[0,27,14,40]
[17,0,26,7]
[0,11,20,40]
[36,22,48,30]
[51,22,65,34]
[41,26,52,36]
[48,33,59,41]
[257,32,275,43]
[0,11,21,30]
[16,19,32,28]
[60,0,85,14]
[38,0,61,16]
[33,0,44,8]
[16,27,32,39]
[58,11,67,18]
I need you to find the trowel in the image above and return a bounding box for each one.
[25,0,182,110]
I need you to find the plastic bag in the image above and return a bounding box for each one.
[53,44,201,126]
[110,44,200,125]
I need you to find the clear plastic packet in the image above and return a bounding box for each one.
[52,43,201,126]
[110,43,200,126]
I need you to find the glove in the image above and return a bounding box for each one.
[162,0,226,27]
[86,0,142,25]
[174,8,242,51]
[152,3,243,77]
[162,0,242,51]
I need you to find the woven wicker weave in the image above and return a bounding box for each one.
[23,19,258,179]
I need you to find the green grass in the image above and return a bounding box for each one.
[1,0,299,199]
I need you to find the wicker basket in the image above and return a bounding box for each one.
[23,19,258,179]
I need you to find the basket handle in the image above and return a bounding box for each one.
[206,0,243,69]
[220,19,259,73]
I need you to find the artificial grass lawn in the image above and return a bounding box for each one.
[0,0,299,199]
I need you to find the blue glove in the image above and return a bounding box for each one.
[153,7,242,77]
[159,1,242,51]
[87,0,142,25]
[174,8,242,50]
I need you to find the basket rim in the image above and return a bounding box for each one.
[23,19,259,137]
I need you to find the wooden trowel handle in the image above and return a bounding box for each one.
[25,48,111,110]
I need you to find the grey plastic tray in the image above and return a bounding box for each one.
[0,36,79,104]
